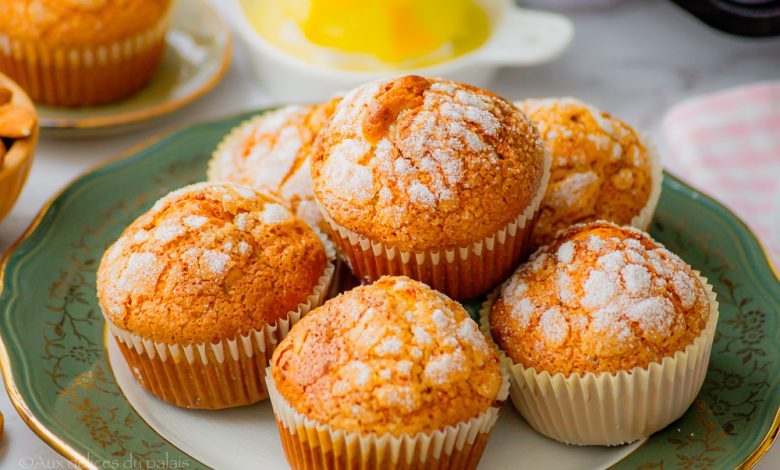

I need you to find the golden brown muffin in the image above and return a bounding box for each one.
[208,100,339,231]
[271,275,503,436]
[0,0,171,45]
[490,221,710,376]
[97,182,328,344]
[0,0,173,106]
[311,75,548,252]
[520,98,657,248]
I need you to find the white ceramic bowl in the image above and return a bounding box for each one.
[225,0,574,101]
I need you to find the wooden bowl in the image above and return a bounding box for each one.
[0,72,38,223]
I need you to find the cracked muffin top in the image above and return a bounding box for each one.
[490,221,711,376]
[0,0,173,45]
[208,100,339,232]
[96,182,328,344]
[310,75,548,252]
[271,275,504,435]
[520,98,655,248]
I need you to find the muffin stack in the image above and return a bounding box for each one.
[97,75,718,469]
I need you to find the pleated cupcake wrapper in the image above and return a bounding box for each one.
[265,366,510,470]
[0,1,174,106]
[317,148,552,300]
[479,272,719,446]
[630,134,664,232]
[104,228,336,409]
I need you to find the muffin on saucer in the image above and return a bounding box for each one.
[208,99,339,231]
[311,75,550,300]
[97,182,335,409]
[519,98,662,248]
[268,275,508,470]
[481,221,718,445]
[0,0,174,106]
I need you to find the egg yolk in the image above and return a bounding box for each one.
[241,0,490,70]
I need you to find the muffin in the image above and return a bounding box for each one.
[0,0,174,106]
[311,75,551,300]
[481,221,719,445]
[208,99,339,231]
[519,98,662,248]
[267,275,509,470]
[97,182,335,409]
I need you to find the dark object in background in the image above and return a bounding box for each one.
[671,0,780,36]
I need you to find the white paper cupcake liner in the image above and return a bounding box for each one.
[0,1,174,106]
[104,230,336,409]
[317,147,552,300]
[479,272,719,446]
[265,365,510,469]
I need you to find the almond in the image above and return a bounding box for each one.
[0,104,36,139]
[0,87,11,106]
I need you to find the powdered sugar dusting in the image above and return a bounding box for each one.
[376,385,417,412]
[258,203,292,225]
[423,349,468,385]
[509,298,536,328]
[396,360,413,376]
[622,264,651,294]
[234,212,251,231]
[588,235,606,253]
[431,309,453,331]
[582,269,617,308]
[597,251,626,273]
[538,307,569,345]
[323,78,523,214]
[202,250,230,275]
[557,241,575,264]
[346,360,372,386]
[412,326,432,345]
[182,215,208,229]
[626,297,674,336]
[500,224,710,350]
[557,271,574,304]
[672,271,698,309]
[153,222,185,244]
[322,139,374,202]
[375,336,403,356]
[456,319,489,353]
[118,252,163,296]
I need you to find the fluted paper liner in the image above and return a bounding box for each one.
[479,272,719,446]
[318,148,552,301]
[0,2,174,106]
[104,232,336,410]
[265,364,510,470]
[630,135,663,232]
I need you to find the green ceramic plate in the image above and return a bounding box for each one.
[36,0,232,137]
[0,111,778,469]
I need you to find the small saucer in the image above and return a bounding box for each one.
[36,0,232,137]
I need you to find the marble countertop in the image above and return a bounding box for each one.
[0,0,778,468]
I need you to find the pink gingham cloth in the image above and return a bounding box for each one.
[662,82,780,262]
